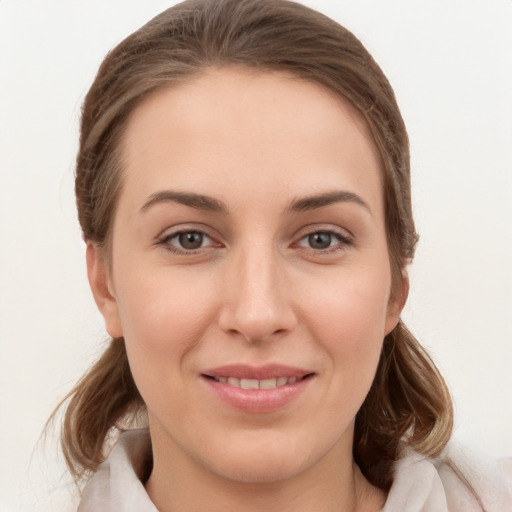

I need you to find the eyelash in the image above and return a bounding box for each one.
[156,227,353,255]
[296,229,353,255]
[157,229,218,254]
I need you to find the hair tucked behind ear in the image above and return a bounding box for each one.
[54,0,455,490]
[354,321,453,490]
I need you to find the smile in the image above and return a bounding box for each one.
[201,365,315,413]
[210,375,305,389]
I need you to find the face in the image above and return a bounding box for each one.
[89,68,403,484]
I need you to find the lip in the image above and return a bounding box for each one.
[201,364,315,413]
[203,364,312,380]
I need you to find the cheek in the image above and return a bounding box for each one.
[112,266,219,400]
[302,268,391,376]
[116,263,218,344]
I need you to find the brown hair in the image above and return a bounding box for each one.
[61,0,453,491]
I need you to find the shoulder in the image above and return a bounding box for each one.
[78,431,512,512]
[78,429,157,512]
[499,456,512,486]
[382,442,512,512]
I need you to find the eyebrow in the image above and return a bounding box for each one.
[140,190,229,214]
[287,190,372,215]
[140,189,371,216]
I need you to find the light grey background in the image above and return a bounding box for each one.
[1,1,511,510]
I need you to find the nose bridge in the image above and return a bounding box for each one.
[240,243,277,312]
[219,240,296,342]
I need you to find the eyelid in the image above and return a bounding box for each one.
[297,232,342,247]
[156,222,219,240]
[293,224,353,242]
[292,224,354,253]
[155,223,223,253]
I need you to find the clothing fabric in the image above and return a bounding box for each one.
[78,429,512,512]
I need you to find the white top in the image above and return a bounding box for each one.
[78,429,512,512]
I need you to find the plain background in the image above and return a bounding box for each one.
[1,0,511,510]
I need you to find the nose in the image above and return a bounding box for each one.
[217,245,297,343]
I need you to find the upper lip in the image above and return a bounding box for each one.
[202,364,314,380]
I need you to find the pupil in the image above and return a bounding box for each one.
[309,232,331,249]
[179,232,203,249]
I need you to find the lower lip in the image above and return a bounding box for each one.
[202,375,314,413]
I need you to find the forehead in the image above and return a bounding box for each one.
[119,67,384,215]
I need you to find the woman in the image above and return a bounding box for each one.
[57,0,511,510]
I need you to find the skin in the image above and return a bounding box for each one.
[88,68,406,511]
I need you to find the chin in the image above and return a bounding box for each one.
[199,432,326,484]
[212,454,308,484]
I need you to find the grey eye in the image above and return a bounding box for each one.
[307,232,333,249]
[178,231,204,250]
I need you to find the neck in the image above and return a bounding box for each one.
[144,425,385,512]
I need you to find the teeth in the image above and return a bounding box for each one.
[259,378,277,389]
[240,378,259,390]
[213,376,302,389]
[276,377,288,386]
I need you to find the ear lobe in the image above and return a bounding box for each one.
[385,268,410,335]
[86,242,123,338]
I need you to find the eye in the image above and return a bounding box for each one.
[297,230,352,252]
[158,230,216,253]
[176,231,207,250]
[304,232,335,250]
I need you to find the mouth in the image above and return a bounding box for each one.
[200,364,315,413]
[203,374,312,389]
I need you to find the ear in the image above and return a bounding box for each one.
[86,242,123,338]
[384,267,410,335]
